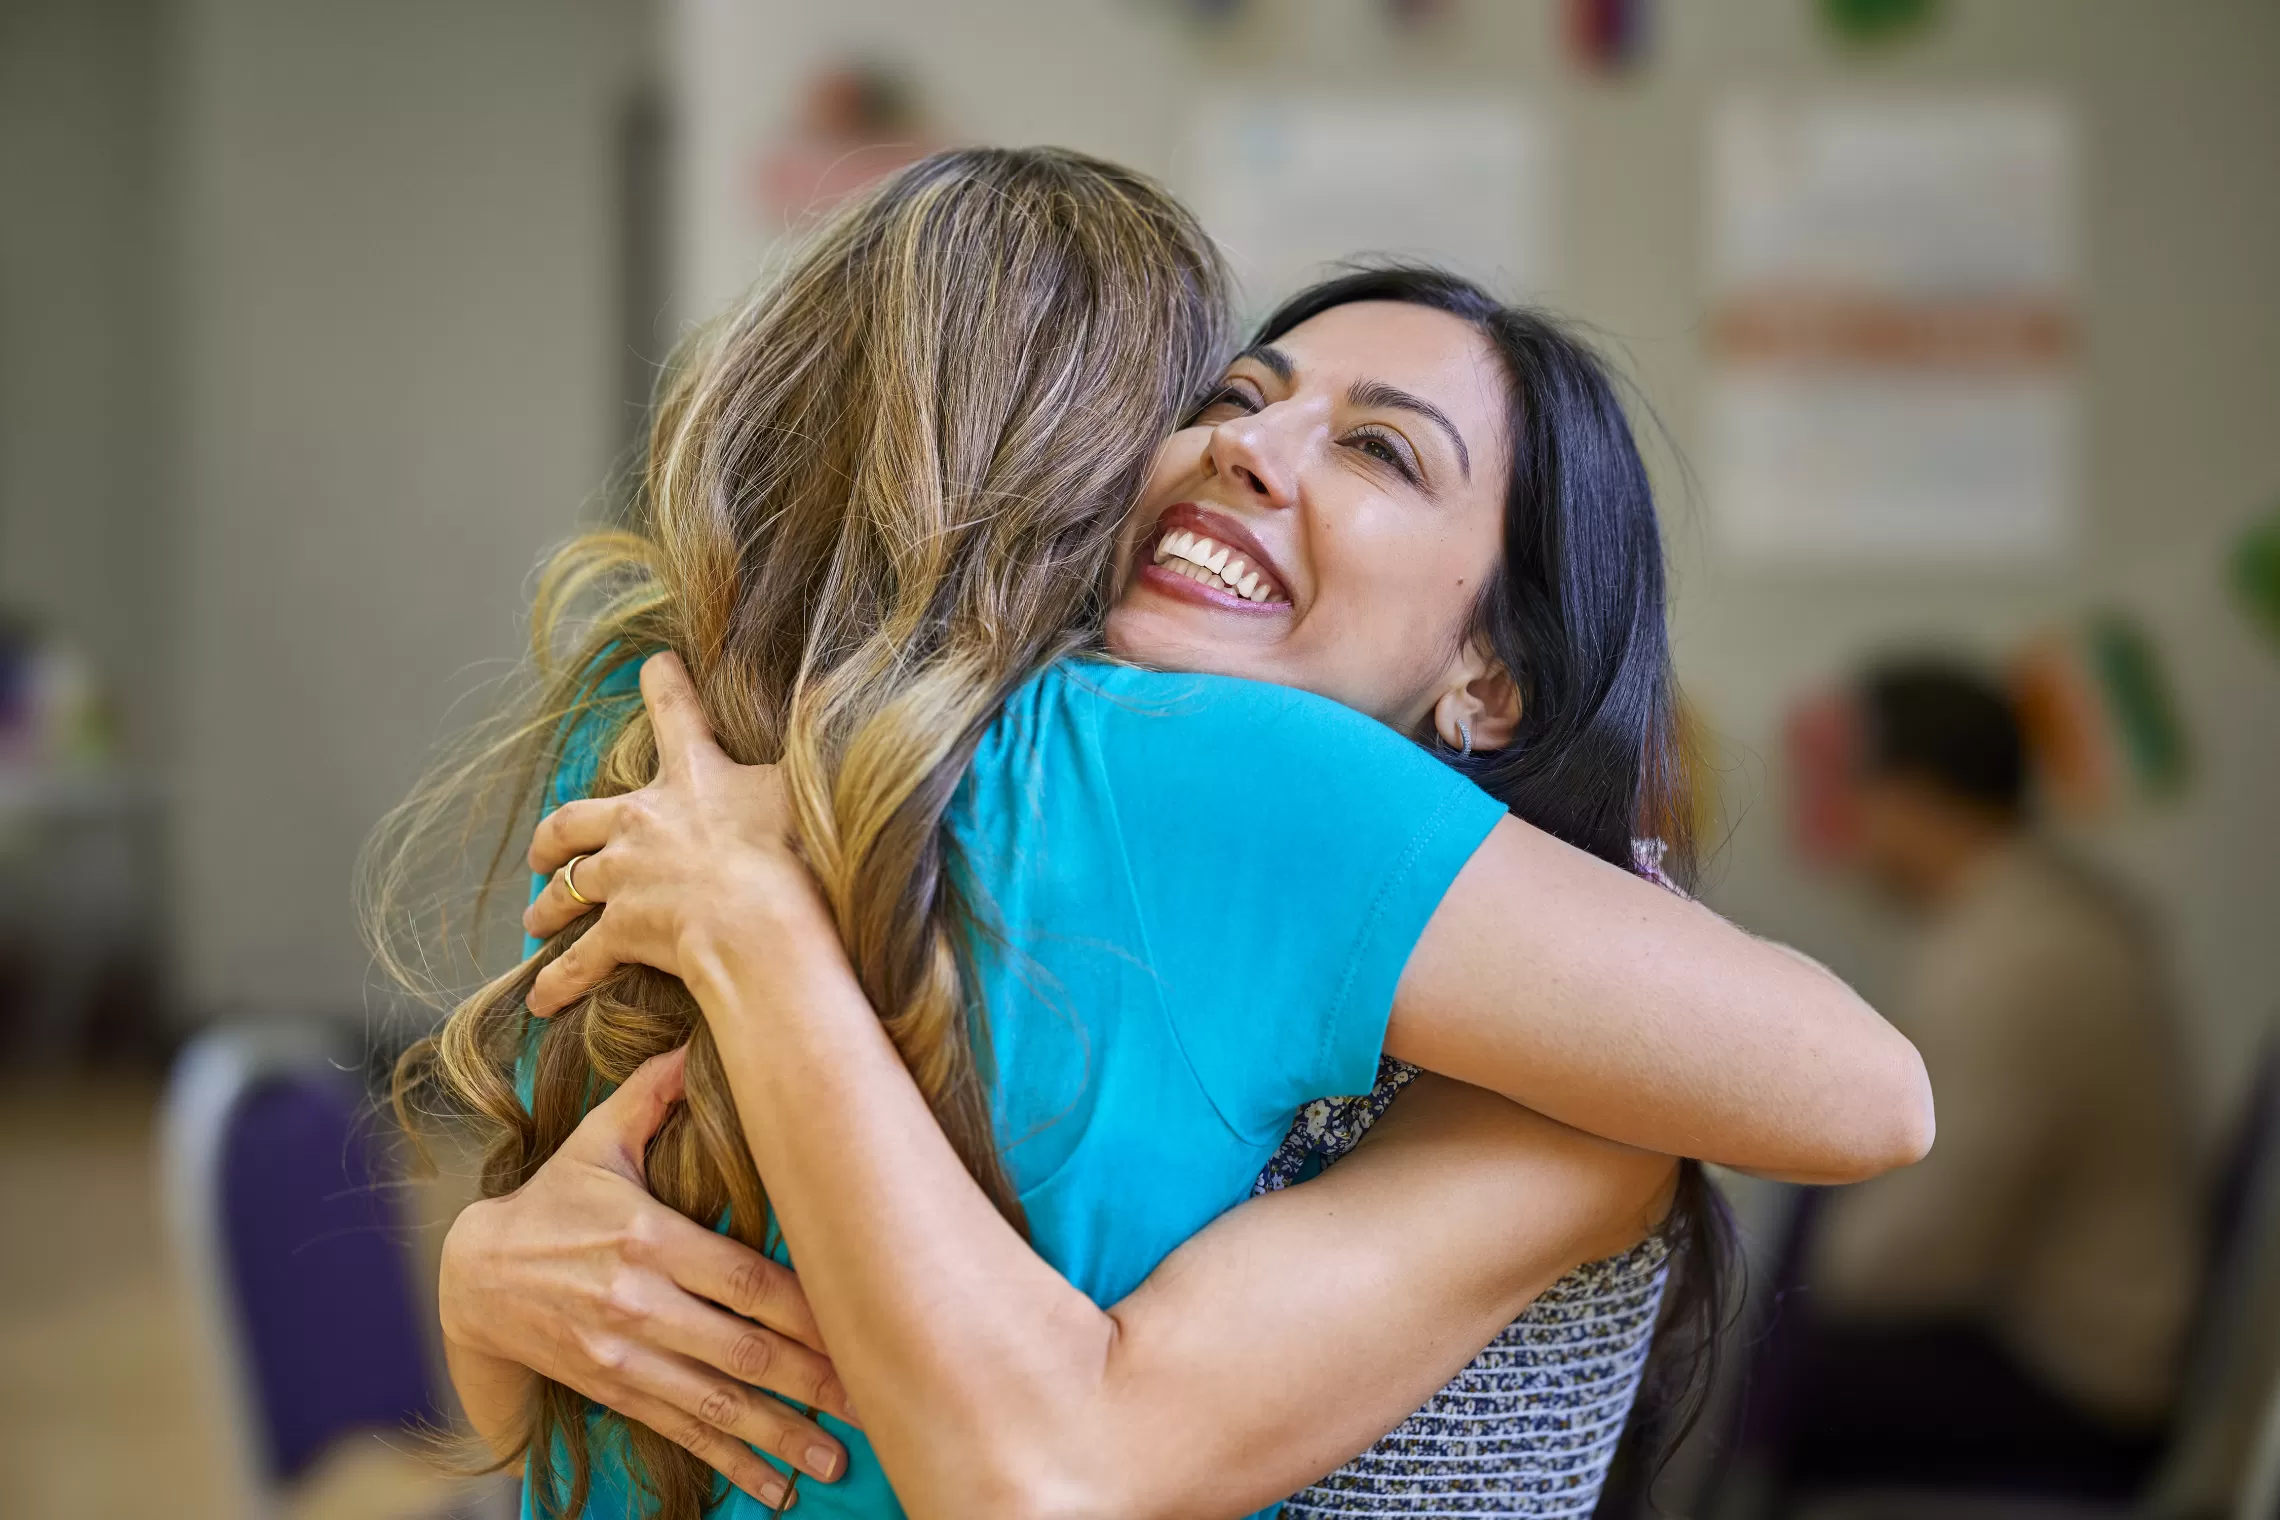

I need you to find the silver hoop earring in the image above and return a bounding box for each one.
[1458,719,1473,758]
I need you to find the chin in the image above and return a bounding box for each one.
[1104,602,1267,684]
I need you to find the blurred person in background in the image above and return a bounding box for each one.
[1783,659,2198,1499]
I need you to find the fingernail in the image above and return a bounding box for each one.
[806,1444,840,1480]
[759,1478,789,1509]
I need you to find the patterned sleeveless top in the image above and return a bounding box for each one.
[1255,1058,1671,1518]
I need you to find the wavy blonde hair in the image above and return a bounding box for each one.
[369,147,1231,1518]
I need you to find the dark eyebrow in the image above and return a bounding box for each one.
[1233,343,1294,383]
[1347,378,1471,480]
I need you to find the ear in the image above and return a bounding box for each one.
[1430,644,1522,755]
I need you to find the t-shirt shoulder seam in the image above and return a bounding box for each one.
[1313,784,1489,1090]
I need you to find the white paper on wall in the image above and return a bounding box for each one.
[1706,94,2079,567]
[1187,95,1553,316]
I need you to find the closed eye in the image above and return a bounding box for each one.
[1189,378,1263,426]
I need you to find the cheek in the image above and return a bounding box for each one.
[1139,429,1200,507]
[1318,517,1490,637]
[1299,529,1491,707]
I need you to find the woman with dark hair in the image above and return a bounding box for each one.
[407,175,1927,1520]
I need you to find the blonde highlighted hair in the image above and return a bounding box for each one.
[370,147,1231,1518]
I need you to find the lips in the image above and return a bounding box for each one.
[1139,503,1292,612]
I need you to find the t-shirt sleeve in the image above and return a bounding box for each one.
[1083,670,1506,1139]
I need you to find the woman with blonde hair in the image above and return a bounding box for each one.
[380,146,1930,1518]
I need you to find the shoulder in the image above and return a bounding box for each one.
[1041,659,1483,794]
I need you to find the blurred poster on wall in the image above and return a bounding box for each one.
[1707,95,2079,567]
[1188,96,1553,313]
[752,61,937,232]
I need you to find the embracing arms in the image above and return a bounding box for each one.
[536,660,1930,1189]
[495,655,1923,1514]
[437,1052,1672,1515]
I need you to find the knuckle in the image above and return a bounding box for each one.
[725,1256,775,1315]
[728,1331,776,1382]
[581,1331,630,1375]
[669,1416,717,1455]
[599,1269,651,1327]
[697,1385,743,1429]
[619,1210,668,1262]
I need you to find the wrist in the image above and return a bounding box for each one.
[437,1199,499,1354]
[675,857,848,1009]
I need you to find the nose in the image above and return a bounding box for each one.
[1204,405,1301,510]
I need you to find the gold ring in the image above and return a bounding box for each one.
[559,852,596,907]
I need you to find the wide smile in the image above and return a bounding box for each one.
[1137,504,1293,615]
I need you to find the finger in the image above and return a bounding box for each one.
[667,1226,829,1359]
[524,848,611,940]
[530,795,621,875]
[527,919,627,1018]
[562,1046,689,1170]
[617,1341,847,1485]
[607,1379,804,1509]
[640,651,722,780]
[641,1287,856,1429]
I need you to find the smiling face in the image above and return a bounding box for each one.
[1105,300,1519,742]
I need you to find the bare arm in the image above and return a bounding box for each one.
[1072,1075,1675,1514]
[538,661,1928,1189]
[681,916,1670,1518]
[1387,818,1934,1183]
[516,655,1924,1513]
[437,1030,1672,1517]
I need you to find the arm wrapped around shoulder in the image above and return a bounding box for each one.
[1386,814,1934,1185]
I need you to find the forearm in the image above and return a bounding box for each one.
[683,908,1675,1520]
[683,926,1120,1517]
[444,1334,535,1468]
[1389,819,1934,1183]
[1086,1077,1676,1516]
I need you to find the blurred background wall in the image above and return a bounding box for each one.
[11,0,2269,1102]
[5,0,658,1033]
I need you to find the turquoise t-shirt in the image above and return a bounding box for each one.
[525,659,1506,1520]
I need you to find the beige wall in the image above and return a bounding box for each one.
[11,0,2271,1101]
[675,0,2280,1111]
[0,0,170,768]
[168,0,653,1017]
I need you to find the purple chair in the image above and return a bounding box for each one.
[162,1025,446,1515]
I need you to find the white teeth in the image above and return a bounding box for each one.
[1152,526,1285,603]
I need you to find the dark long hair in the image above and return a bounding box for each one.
[1257,267,1736,1475]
